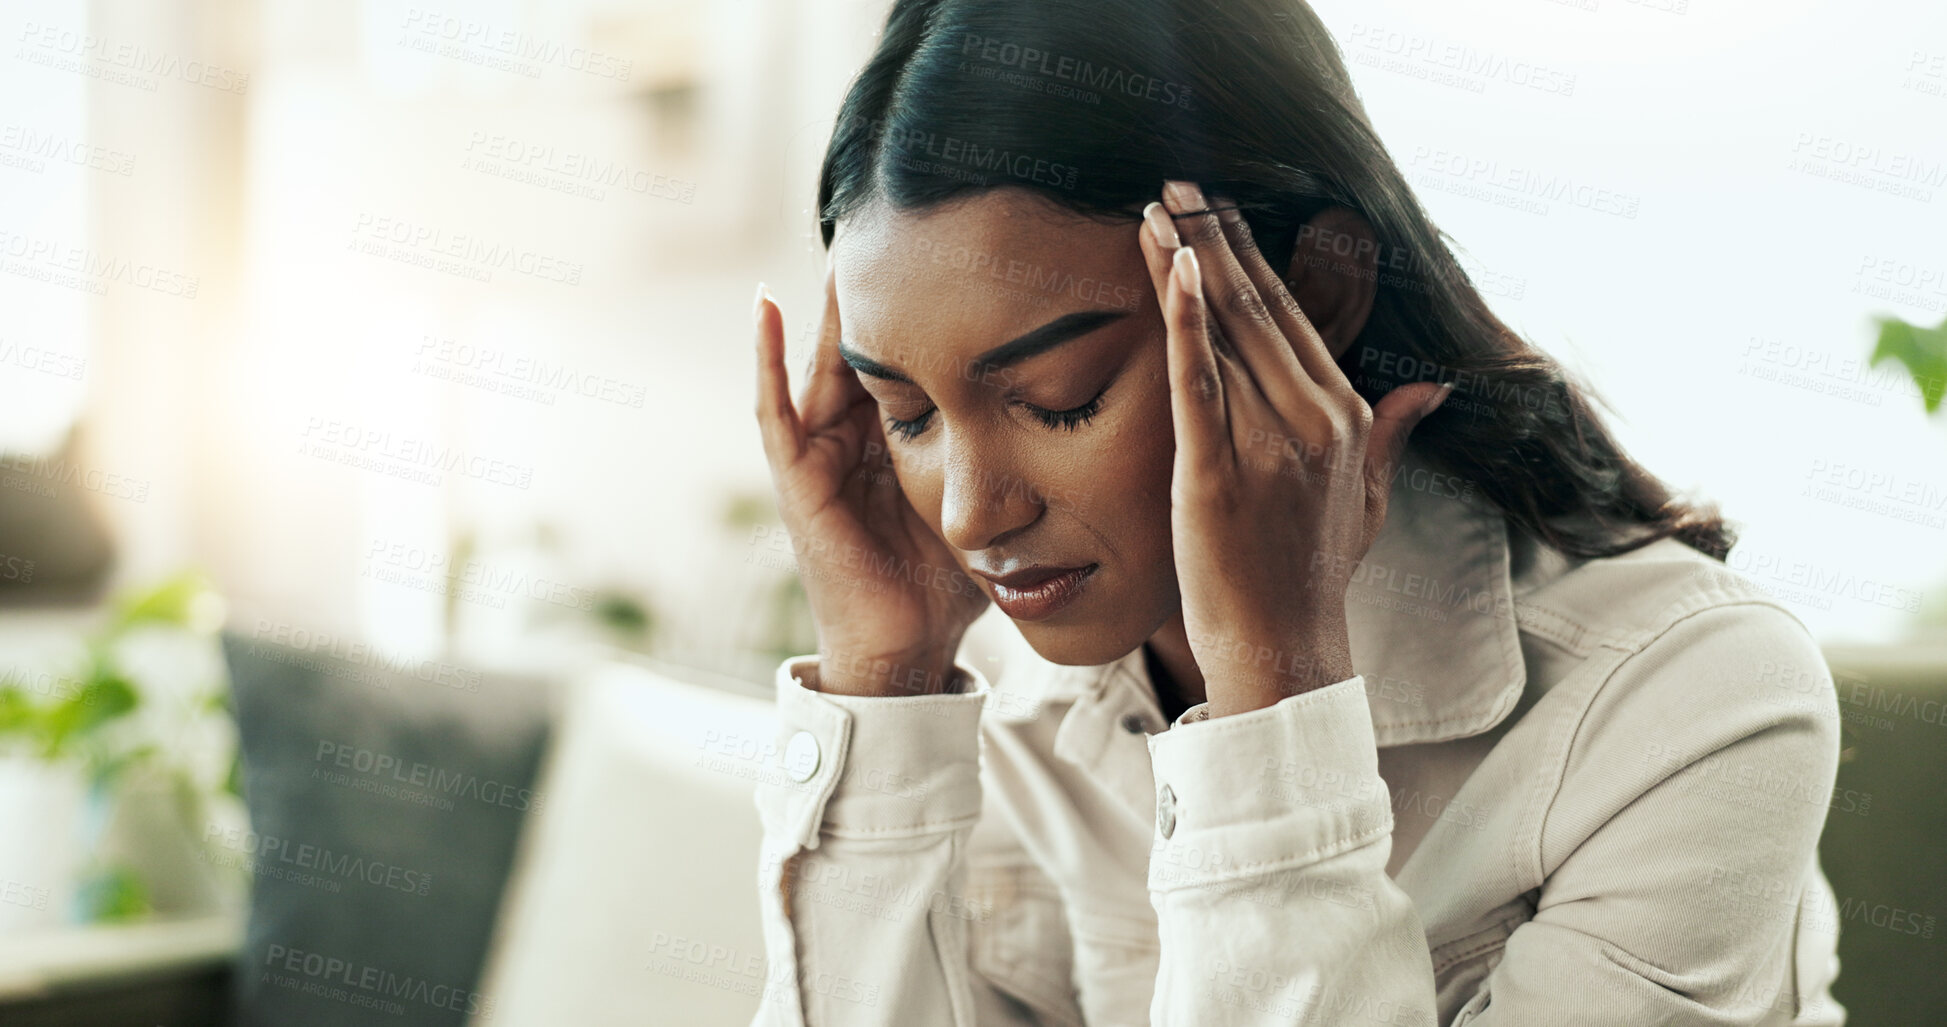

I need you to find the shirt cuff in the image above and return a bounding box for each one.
[753,654,992,851]
[1145,675,1393,891]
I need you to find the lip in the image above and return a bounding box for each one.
[974,563,1098,621]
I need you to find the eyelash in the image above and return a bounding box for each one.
[884,386,1108,441]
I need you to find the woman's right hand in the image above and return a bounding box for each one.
[752,258,991,697]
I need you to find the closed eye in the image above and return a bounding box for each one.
[885,408,935,441]
[1026,386,1107,432]
[883,384,1109,441]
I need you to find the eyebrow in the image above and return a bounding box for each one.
[840,309,1133,384]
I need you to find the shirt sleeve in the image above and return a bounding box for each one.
[1145,675,1442,1026]
[1141,601,1844,1026]
[749,653,1042,1027]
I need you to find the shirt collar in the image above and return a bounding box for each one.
[1042,444,1527,750]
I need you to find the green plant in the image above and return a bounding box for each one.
[0,569,239,922]
[1869,313,1947,414]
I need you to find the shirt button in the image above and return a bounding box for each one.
[1157,783,1177,839]
[784,730,821,782]
[1120,712,1152,734]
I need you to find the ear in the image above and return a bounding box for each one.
[1282,207,1379,363]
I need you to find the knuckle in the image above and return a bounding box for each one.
[1269,287,1306,322]
[1221,282,1271,324]
[1180,213,1226,247]
[1225,212,1260,251]
[1348,400,1374,434]
[1186,364,1223,403]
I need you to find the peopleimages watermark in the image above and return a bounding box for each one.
[0,123,135,176]
[1408,146,1641,220]
[646,930,882,1009]
[313,740,542,813]
[0,227,199,298]
[1352,347,1565,424]
[14,20,250,94]
[745,525,981,600]
[460,131,693,204]
[1853,252,1947,313]
[901,236,1143,312]
[1341,23,1576,98]
[1716,548,1924,614]
[1904,49,1945,100]
[1642,741,1872,818]
[0,338,87,381]
[1702,863,1936,942]
[398,8,630,82]
[249,618,483,692]
[854,439,1095,516]
[1736,334,1937,409]
[260,943,494,1019]
[0,551,34,585]
[1802,458,1947,530]
[1787,131,1945,204]
[0,878,50,911]
[0,450,149,503]
[1285,223,1527,302]
[363,537,595,613]
[838,112,1080,190]
[0,667,97,705]
[297,415,535,490]
[202,824,433,896]
[763,850,991,927]
[347,212,583,286]
[410,334,647,408]
[958,34,1193,109]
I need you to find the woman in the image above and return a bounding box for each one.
[747,0,1845,1023]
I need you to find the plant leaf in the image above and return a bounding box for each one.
[1869,314,1947,414]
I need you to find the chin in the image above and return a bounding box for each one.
[1008,612,1154,668]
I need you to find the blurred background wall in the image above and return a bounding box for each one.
[2,0,1945,1023]
[4,0,1945,664]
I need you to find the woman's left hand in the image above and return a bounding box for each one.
[1136,180,1450,719]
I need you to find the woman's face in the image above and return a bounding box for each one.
[831,188,1178,667]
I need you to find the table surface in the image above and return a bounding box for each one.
[0,914,243,1002]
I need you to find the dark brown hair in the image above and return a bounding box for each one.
[816,0,1732,561]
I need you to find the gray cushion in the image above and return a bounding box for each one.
[220,632,554,1027]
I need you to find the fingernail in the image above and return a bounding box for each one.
[753,281,767,325]
[1423,382,1454,416]
[1210,193,1239,225]
[1172,246,1201,297]
[1162,179,1203,214]
[1143,201,1180,249]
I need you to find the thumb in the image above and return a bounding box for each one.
[1366,381,1452,490]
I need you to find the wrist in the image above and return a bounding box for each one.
[813,644,964,697]
[1195,621,1353,718]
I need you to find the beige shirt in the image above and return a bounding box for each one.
[749,452,1848,1026]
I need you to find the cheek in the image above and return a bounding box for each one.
[1069,368,1176,539]
[1119,363,1177,498]
[885,443,945,516]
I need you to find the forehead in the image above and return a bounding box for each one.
[833,189,1149,353]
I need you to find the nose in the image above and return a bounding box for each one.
[936,436,1043,553]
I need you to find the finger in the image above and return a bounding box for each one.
[1212,203,1346,396]
[797,255,874,434]
[1365,381,1451,504]
[1162,180,1312,403]
[1140,200,1255,392]
[1164,245,1231,469]
[1138,200,1181,319]
[754,282,805,470]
